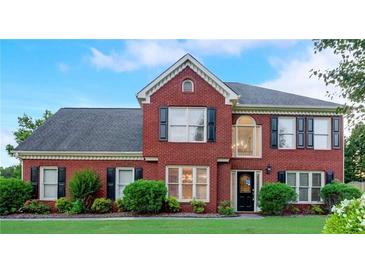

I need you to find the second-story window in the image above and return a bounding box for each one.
[232,116,262,157]
[314,118,331,149]
[168,107,206,142]
[278,117,296,149]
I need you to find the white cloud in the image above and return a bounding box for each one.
[0,128,18,167]
[58,63,70,73]
[260,47,344,104]
[88,40,298,72]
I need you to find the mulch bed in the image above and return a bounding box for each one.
[0,212,239,219]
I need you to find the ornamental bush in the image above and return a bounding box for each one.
[258,183,297,215]
[115,198,126,212]
[191,199,205,214]
[218,200,235,216]
[323,194,365,234]
[123,180,167,213]
[0,178,33,215]
[68,199,85,214]
[69,169,101,208]
[165,196,181,213]
[91,198,112,213]
[22,200,51,214]
[56,197,72,213]
[320,182,362,211]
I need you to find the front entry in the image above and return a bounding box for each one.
[237,172,255,211]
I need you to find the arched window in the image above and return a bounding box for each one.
[182,79,194,92]
[232,115,262,158]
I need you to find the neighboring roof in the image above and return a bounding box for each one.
[136,54,239,105]
[225,82,341,109]
[14,108,142,152]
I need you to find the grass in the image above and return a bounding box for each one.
[0,216,327,234]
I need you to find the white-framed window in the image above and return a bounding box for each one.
[182,79,194,92]
[166,166,209,202]
[40,166,58,201]
[168,107,207,142]
[232,116,262,157]
[278,117,296,149]
[116,167,134,199]
[314,118,331,150]
[286,171,324,203]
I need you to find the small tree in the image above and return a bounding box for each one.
[69,169,101,208]
[345,123,365,183]
[320,182,362,211]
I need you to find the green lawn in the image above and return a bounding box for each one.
[0,216,327,234]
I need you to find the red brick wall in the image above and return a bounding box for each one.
[142,66,232,212]
[23,159,158,199]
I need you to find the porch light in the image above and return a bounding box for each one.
[266,164,272,174]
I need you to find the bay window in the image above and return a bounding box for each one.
[232,116,262,157]
[286,171,324,203]
[278,117,296,149]
[314,118,331,149]
[166,166,209,202]
[168,107,206,142]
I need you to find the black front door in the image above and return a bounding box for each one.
[237,172,255,211]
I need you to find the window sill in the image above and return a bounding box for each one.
[39,198,57,201]
[290,201,324,205]
[232,156,262,159]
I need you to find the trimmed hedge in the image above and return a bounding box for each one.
[91,198,112,213]
[56,197,72,213]
[0,178,33,215]
[165,196,181,213]
[22,200,51,214]
[258,183,297,215]
[123,180,167,213]
[320,182,362,211]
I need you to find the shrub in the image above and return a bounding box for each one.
[288,205,301,215]
[165,196,181,213]
[22,200,51,214]
[68,199,85,214]
[0,178,33,215]
[258,183,297,215]
[56,197,72,213]
[91,198,112,213]
[191,199,205,214]
[323,194,365,234]
[218,200,235,216]
[310,205,325,215]
[69,169,101,208]
[115,198,126,212]
[123,180,167,213]
[320,182,362,211]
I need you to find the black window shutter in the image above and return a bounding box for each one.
[30,167,39,199]
[159,107,168,141]
[107,168,116,201]
[278,171,286,183]
[332,117,340,149]
[296,117,305,148]
[306,117,314,148]
[134,167,143,180]
[57,167,66,198]
[326,171,334,184]
[207,107,216,142]
[271,117,278,148]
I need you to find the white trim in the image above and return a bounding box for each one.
[115,167,135,200]
[286,171,325,204]
[136,54,239,105]
[168,107,207,143]
[233,109,341,116]
[20,159,23,180]
[231,169,262,212]
[182,79,194,92]
[39,166,58,201]
[145,157,158,162]
[165,165,210,203]
[15,151,143,160]
[217,158,230,163]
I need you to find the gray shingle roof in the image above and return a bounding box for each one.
[14,108,142,152]
[225,82,341,108]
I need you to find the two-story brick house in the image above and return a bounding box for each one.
[14,54,343,212]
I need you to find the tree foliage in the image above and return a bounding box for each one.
[0,165,21,179]
[6,110,53,156]
[312,39,365,124]
[345,123,365,182]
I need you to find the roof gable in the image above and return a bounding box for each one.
[136,54,239,105]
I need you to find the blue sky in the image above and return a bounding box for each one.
[0,39,342,167]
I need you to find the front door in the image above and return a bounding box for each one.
[237,172,255,211]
